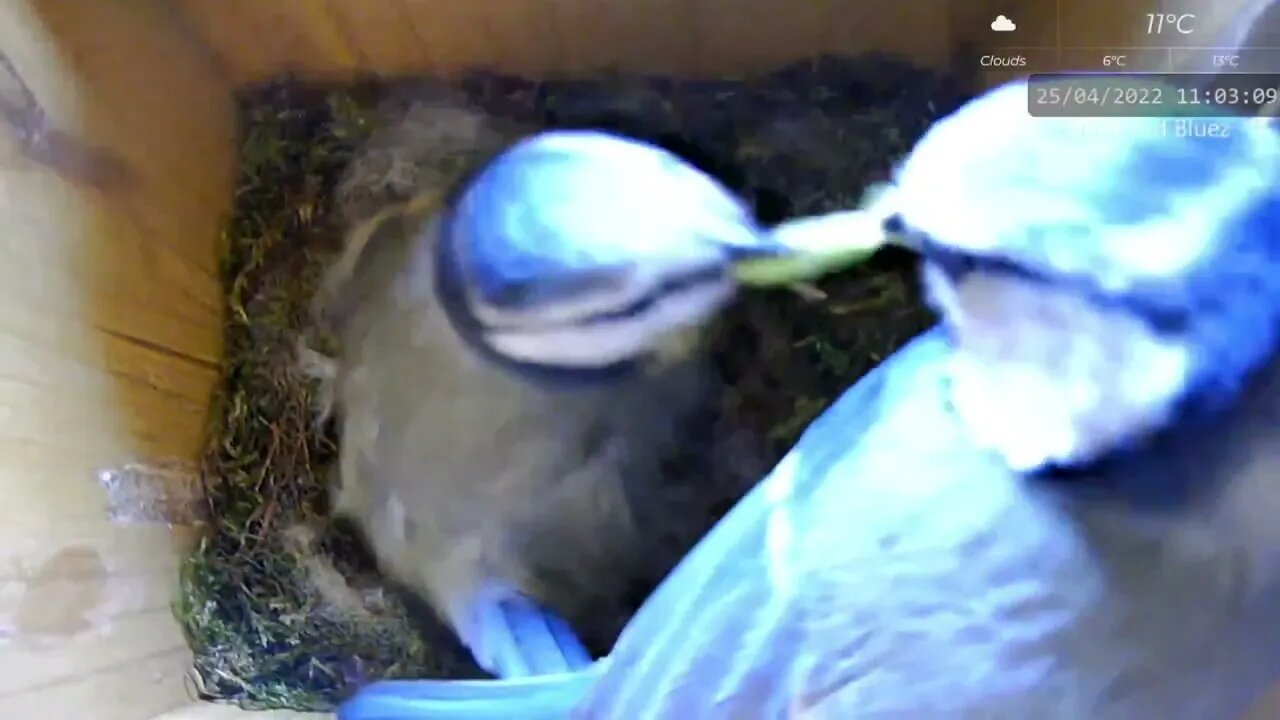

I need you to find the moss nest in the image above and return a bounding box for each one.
[177,54,969,711]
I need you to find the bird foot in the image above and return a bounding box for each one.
[449,581,594,679]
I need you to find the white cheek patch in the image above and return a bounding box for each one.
[761,451,800,598]
[924,264,1193,471]
[484,279,734,368]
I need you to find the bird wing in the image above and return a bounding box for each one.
[568,328,1039,718]
[578,325,1280,719]
[571,326,1138,719]
[336,666,607,720]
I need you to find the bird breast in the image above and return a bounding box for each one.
[317,201,712,621]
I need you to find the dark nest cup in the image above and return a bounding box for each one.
[175,54,968,711]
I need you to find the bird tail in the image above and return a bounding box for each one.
[337,663,606,720]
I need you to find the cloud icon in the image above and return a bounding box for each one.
[991,15,1016,32]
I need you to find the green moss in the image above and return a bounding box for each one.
[178,85,477,711]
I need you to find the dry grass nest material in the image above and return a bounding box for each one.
[176,53,970,711]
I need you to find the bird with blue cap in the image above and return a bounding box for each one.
[303,103,872,687]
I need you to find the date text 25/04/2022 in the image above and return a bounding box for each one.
[1026,73,1280,120]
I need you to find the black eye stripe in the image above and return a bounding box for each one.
[486,270,629,311]
[882,212,906,235]
[572,264,727,328]
[433,206,734,389]
[919,236,1193,336]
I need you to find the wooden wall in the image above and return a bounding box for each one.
[172,0,964,82]
[0,0,234,717]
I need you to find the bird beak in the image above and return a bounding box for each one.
[731,208,903,288]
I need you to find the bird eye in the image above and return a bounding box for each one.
[882,213,906,234]
[488,280,538,307]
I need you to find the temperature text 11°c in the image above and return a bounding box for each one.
[1146,13,1196,34]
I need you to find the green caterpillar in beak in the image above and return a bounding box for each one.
[732,182,902,288]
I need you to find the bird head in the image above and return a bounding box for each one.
[433,129,792,388]
[869,78,1280,476]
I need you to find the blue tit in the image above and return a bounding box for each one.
[434,127,795,387]
[309,125,806,685]
[337,78,1280,719]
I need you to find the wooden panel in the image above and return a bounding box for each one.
[0,0,234,717]
[559,0,697,76]
[176,0,360,82]
[174,0,975,83]
[393,1,508,77]
[6,0,233,457]
[692,0,949,76]
[321,1,429,75]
